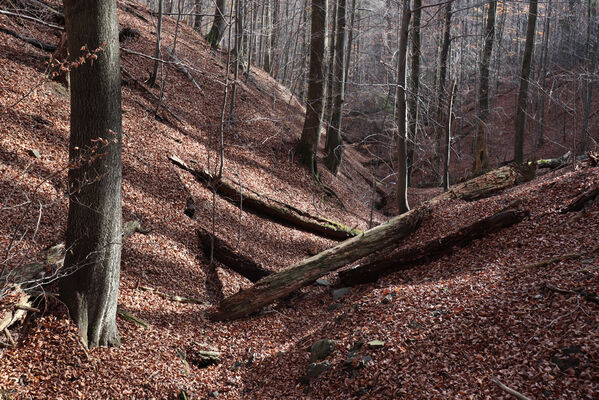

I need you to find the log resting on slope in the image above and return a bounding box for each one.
[338,208,529,286]
[169,155,361,240]
[211,164,535,321]
[196,227,271,282]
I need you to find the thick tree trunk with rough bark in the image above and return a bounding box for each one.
[206,0,226,49]
[339,208,529,285]
[514,0,538,164]
[473,0,496,173]
[296,0,327,174]
[324,0,346,174]
[60,0,123,349]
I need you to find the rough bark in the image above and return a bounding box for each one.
[396,0,411,213]
[212,208,423,321]
[296,0,327,173]
[169,155,360,240]
[514,0,538,164]
[473,0,496,173]
[205,0,226,49]
[324,0,346,174]
[60,0,123,348]
[339,208,529,286]
[196,227,271,282]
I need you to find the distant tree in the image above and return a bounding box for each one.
[407,0,421,184]
[396,0,411,213]
[473,0,496,173]
[514,0,538,164]
[194,0,203,33]
[206,0,226,49]
[296,0,328,176]
[325,0,347,174]
[61,0,123,347]
[148,0,164,87]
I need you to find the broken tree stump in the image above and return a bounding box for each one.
[338,209,529,286]
[211,164,535,321]
[169,155,361,240]
[197,227,271,282]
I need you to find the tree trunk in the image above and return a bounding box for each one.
[61,0,122,349]
[443,81,456,190]
[212,208,423,321]
[324,0,346,174]
[514,0,538,164]
[396,0,411,213]
[206,0,226,49]
[193,0,202,33]
[148,0,163,87]
[473,0,496,174]
[339,208,529,286]
[212,164,533,321]
[407,0,421,185]
[296,0,328,174]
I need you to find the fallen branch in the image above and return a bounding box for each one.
[212,165,535,321]
[138,286,207,305]
[117,306,149,329]
[562,186,599,213]
[543,283,599,305]
[196,227,271,282]
[0,26,57,52]
[522,245,599,269]
[339,208,529,286]
[169,155,361,240]
[491,377,532,400]
[536,151,572,169]
[166,47,205,96]
[0,9,63,30]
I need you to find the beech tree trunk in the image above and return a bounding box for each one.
[296,0,327,174]
[339,208,529,285]
[514,0,538,164]
[473,0,496,173]
[324,0,346,174]
[407,0,421,184]
[61,0,123,348]
[396,0,411,213]
[206,0,226,49]
[148,0,163,87]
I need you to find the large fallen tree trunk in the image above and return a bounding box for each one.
[338,208,529,286]
[212,164,535,321]
[197,227,271,282]
[211,208,424,321]
[169,155,361,240]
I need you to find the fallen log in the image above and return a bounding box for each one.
[536,151,571,170]
[0,26,57,52]
[169,155,361,240]
[338,208,529,286]
[562,186,599,213]
[197,227,271,282]
[211,208,424,320]
[212,164,535,321]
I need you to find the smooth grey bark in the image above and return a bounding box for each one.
[206,0,226,49]
[581,0,598,154]
[514,0,538,164]
[396,0,411,213]
[325,0,346,174]
[473,0,496,173]
[61,0,123,348]
[407,0,421,184]
[148,0,163,87]
[296,0,328,175]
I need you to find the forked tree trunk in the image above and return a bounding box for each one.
[514,0,538,164]
[61,0,123,348]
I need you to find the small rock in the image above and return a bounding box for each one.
[305,361,330,379]
[315,279,330,286]
[332,287,351,301]
[187,350,221,368]
[310,339,335,362]
[28,149,41,159]
[367,340,385,349]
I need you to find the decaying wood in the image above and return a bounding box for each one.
[211,208,424,321]
[117,306,149,328]
[562,186,599,213]
[197,227,271,282]
[169,155,361,240]
[0,285,31,332]
[212,164,536,321]
[338,209,529,286]
[166,47,205,96]
[536,151,571,169]
[0,26,57,52]
[138,286,207,305]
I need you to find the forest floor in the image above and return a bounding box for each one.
[1,1,599,399]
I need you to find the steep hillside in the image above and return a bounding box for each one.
[1,2,599,399]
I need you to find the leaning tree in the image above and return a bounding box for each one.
[60,0,124,348]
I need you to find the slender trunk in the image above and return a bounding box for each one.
[193,0,202,32]
[443,81,456,190]
[325,0,346,174]
[396,0,411,213]
[436,0,452,179]
[61,0,123,348]
[473,0,496,173]
[514,0,538,164]
[581,0,597,155]
[407,0,421,184]
[148,0,164,87]
[344,0,356,89]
